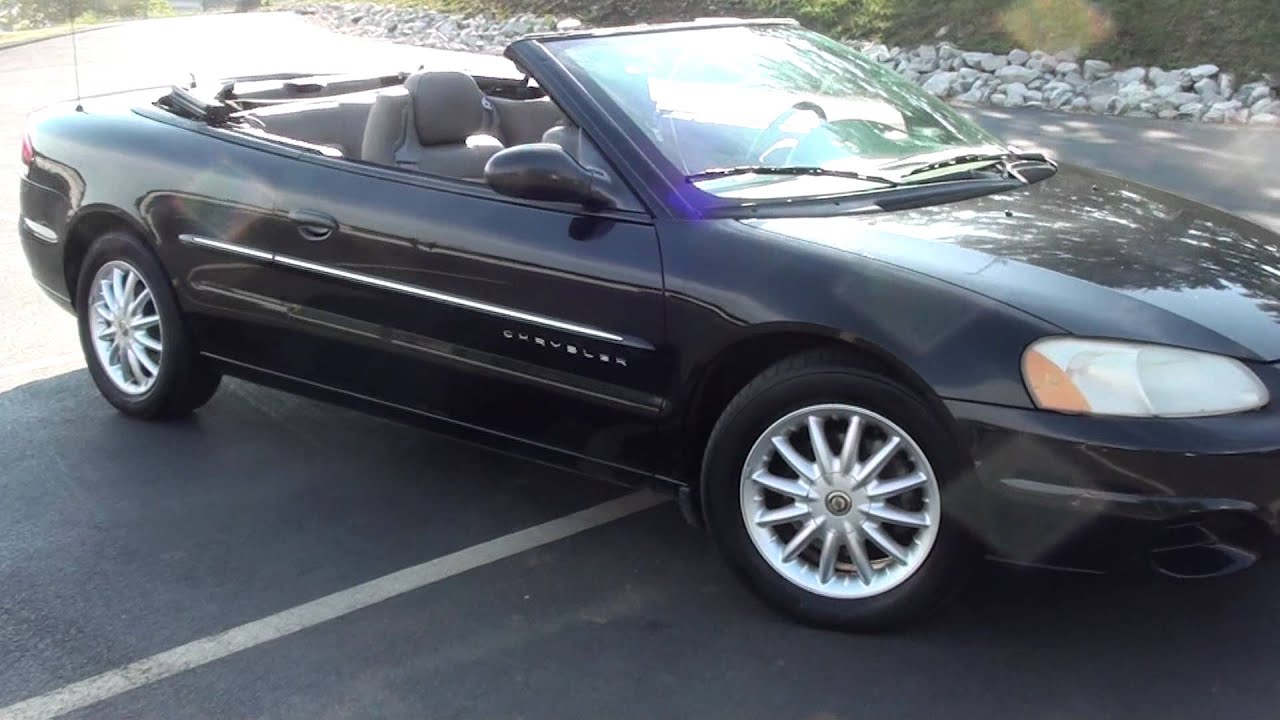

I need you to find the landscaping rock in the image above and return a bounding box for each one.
[1219,72,1236,100]
[1087,77,1119,98]
[994,65,1038,84]
[1178,101,1206,120]
[1194,77,1220,99]
[1062,72,1089,89]
[295,3,1276,127]
[921,71,955,97]
[1119,82,1152,105]
[1148,67,1182,88]
[1188,64,1220,81]
[1201,101,1244,123]
[1025,51,1055,73]
[1240,83,1271,106]
[1083,59,1112,80]
[1114,67,1146,85]
[1089,95,1122,114]
[1055,61,1080,76]
[981,55,1009,72]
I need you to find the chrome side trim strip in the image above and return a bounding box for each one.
[271,255,627,343]
[180,234,274,261]
[179,233,627,344]
[22,217,58,243]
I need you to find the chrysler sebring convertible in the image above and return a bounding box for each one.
[17,19,1280,630]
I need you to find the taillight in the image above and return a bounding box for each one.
[20,132,34,167]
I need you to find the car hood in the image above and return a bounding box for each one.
[747,164,1280,362]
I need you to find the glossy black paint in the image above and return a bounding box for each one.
[17,30,1280,571]
[484,142,613,208]
[750,165,1280,361]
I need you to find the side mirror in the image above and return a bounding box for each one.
[485,143,613,209]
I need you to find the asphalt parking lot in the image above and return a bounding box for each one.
[3,13,1280,720]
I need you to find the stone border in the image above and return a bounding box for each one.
[293,2,1279,126]
[850,41,1277,126]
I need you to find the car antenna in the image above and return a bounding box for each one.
[69,0,84,111]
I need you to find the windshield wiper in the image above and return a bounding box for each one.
[900,150,1055,183]
[686,165,900,187]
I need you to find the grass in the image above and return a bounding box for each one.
[0,22,111,49]
[0,0,180,49]
[759,0,1279,76]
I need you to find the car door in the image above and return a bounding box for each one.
[169,131,670,477]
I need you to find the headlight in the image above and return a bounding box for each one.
[1022,338,1269,417]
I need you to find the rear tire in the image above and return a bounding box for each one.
[75,230,221,420]
[702,350,973,631]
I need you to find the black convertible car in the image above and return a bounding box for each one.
[18,19,1280,630]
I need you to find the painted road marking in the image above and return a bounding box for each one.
[0,353,85,391]
[0,491,667,720]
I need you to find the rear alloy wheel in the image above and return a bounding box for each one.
[76,230,221,419]
[703,350,972,631]
[87,261,164,396]
[741,404,942,599]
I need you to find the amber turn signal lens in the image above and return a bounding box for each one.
[1023,349,1091,413]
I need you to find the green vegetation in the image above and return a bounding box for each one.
[1,0,175,32]
[757,0,1279,75]
[343,0,1277,76]
[0,23,94,47]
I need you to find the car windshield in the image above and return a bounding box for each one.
[545,24,1005,200]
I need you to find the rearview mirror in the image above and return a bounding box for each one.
[485,143,613,209]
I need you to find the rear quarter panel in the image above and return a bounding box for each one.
[23,99,305,303]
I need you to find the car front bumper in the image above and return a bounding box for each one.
[948,391,1280,577]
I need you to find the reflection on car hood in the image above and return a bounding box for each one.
[748,164,1280,361]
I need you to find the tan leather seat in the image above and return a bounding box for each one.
[360,71,504,179]
[542,124,610,172]
[486,97,565,146]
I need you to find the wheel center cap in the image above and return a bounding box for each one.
[825,491,853,516]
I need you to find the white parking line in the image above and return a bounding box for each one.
[0,491,667,720]
[0,353,85,391]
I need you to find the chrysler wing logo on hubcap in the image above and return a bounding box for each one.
[825,491,853,515]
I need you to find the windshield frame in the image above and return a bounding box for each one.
[527,22,1008,214]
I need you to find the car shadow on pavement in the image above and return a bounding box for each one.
[3,368,1276,717]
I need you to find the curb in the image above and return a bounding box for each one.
[0,11,256,52]
[0,22,119,52]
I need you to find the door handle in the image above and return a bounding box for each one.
[288,209,338,242]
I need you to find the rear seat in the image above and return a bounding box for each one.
[243,88,565,163]
[484,97,565,147]
[241,90,380,158]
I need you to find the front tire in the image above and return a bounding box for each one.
[76,230,221,420]
[703,350,973,631]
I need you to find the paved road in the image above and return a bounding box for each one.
[2,13,1279,720]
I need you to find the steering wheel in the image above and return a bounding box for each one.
[746,101,828,163]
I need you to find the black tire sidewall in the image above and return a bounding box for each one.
[75,231,195,417]
[703,364,973,631]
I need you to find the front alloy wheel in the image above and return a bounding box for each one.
[740,404,941,598]
[703,350,972,631]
